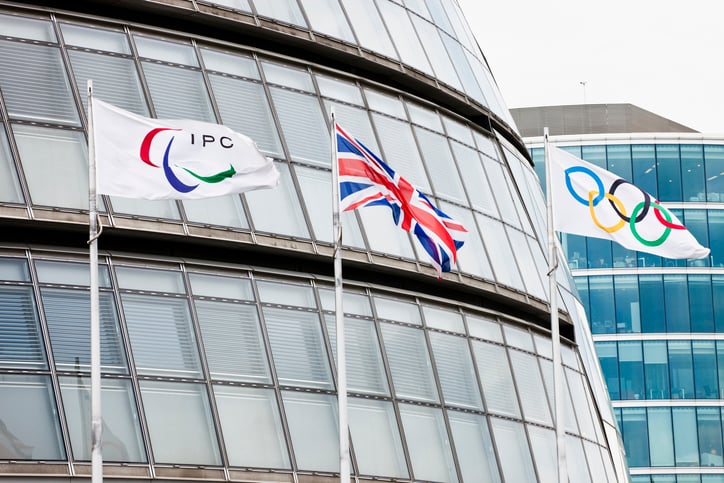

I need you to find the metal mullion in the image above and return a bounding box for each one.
[464,315,507,481]
[26,249,74,473]
[179,264,227,469]
[418,309,464,483]
[249,272,299,476]
[106,257,156,477]
[369,0,403,63]
[367,293,415,480]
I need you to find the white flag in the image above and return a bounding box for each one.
[549,145,710,259]
[92,99,279,199]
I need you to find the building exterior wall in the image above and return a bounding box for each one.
[530,133,724,483]
[0,1,627,482]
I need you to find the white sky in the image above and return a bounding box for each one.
[457,0,724,133]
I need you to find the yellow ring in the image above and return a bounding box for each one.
[588,191,626,233]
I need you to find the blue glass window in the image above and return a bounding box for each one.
[606,144,632,180]
[639,274,665,333]
[561,233,587,270]
[689,274,714,332]
[704,145,724,202]
[0,286,46,370]
[669,341,694,399]
[664,275,690,332]
[620,407,649,467]
[595,342,620,400]
[681,144,706,202]
[655,145,682,202]
[588,276,615,334]
[614,275,640,333]
[673,407,698,466]
[643,341,669,399]
[631,144,657,198]
[618,341,644,400]
[697,408,723,466]
[682,210,710,268]
[587,238,612,269]
[708,211,724,268]
[693,341,718,399]
[581,145,606,168]
[647,407,674,466]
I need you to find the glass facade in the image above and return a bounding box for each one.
[0,2,627,482]
[531,137,724,481]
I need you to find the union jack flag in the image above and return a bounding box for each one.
[336,123,467,275]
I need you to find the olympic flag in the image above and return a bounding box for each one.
[92,99,279,199]
[549,145,710,259]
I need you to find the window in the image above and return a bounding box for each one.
[381,323,438,402]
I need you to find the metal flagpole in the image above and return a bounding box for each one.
[330,109,350,483]
[544,127,567,483]
[87,80,103,483]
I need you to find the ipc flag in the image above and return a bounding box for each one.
[549,145,710,259]
[335,123,467,275]
[92,99,279,199]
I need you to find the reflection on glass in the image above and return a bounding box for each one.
[399,404,457,483]
[59,377,145,462]
[339,0,396,59]
[490,418,536,482]
[140,380,221,465]
[448,411,500,482]
[282,391,338,472]
[348,398,407,478]
[214,386,289,468]
[429,332,481,409]
[381,323,438,402]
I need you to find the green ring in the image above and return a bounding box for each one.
[629,201,671,247]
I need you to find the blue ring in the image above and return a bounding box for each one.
[565,166,604,206]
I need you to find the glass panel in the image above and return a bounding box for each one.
[423,305,464,333]
[269,87,329,166]
[0,374,64,460]
[414,127,465,202]
[68,50,148,116]
[282,391,338,472]
[704,145,724,202]
[681,144,706,202]
[188,272,253,300]
[565,436,592,483]
[643,340,669,399]
[0,258,30,281]
[256,280,315,307]
[213,385,289,468]
[0,127,24,202]
[323,100,379,152]
[209,74,282,157]
[13,125,88,209]
[640,274,666,332]
[398,404,457,483]
[365,89,405,118]
[448,411,500,483]
[245,162,310,237]
[380,323,438,402]
[673,407,699,466]
[142,63,215,122]
[295,165,366,248]
[35,260,110,287]
[357,203,415,259]
[59,377,145,462]
[698,407,724,465]
[318,289,371,315]
[61,23,130,53]
[509,350,550,424]
[0,13,55,41]
[665,274,690,332]
[445,207,495,279]
[298,0,354,42]
[407,103,443,132]
[371,113,430,191]
[589,276,615,334]
[109,197,180,220]
[503,326,534,352]
[490,418,536,482]
[183,195,248,228]
[507,230,546,300]
[139,380,221,465]
[528,425,557,483]
[0,286,46,370]
[472,341,520,417]
[325,315,388,395]
[0,41,78,124]
[647,407,674,466]
[618,340,644,400]
[376,1,432,75]
[483,159,520,225]
[263,307,332,389]
[442,35,484,101]
[466,314,503,343]
[115,266,184,292]
[429,332,482,409]
[566,368,596,440]
[410,16,461,90]
[476,215,524,290]
[201,48,259,79]
[196,300,270,383]
[373,296,421,325]
[669,340,695,399]
[614,275,640,333]
[122,294,202,378]
[340,0,396,58]
[693,341,718,399]
[315,74,362,104]
[43,289,127,373]
[254,0,307,27]
[621,407,649,467]
[134,36,198,66]
[656,144,682,202]
[348,398,407,478]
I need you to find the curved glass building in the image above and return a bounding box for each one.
[0,2,627,482]
[518,104,724,483]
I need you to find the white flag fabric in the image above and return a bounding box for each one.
[549,145,710,259]
[92,99,279,199]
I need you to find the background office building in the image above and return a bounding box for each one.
[517,104,724,483]
[0,1,627,482]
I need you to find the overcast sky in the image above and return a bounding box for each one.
[457,0,724,133]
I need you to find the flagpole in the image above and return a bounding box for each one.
[330,109,350,483]
[87,80,103,483]
[544,127,567,483]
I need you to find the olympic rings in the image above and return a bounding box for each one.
[564,166,682,246]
